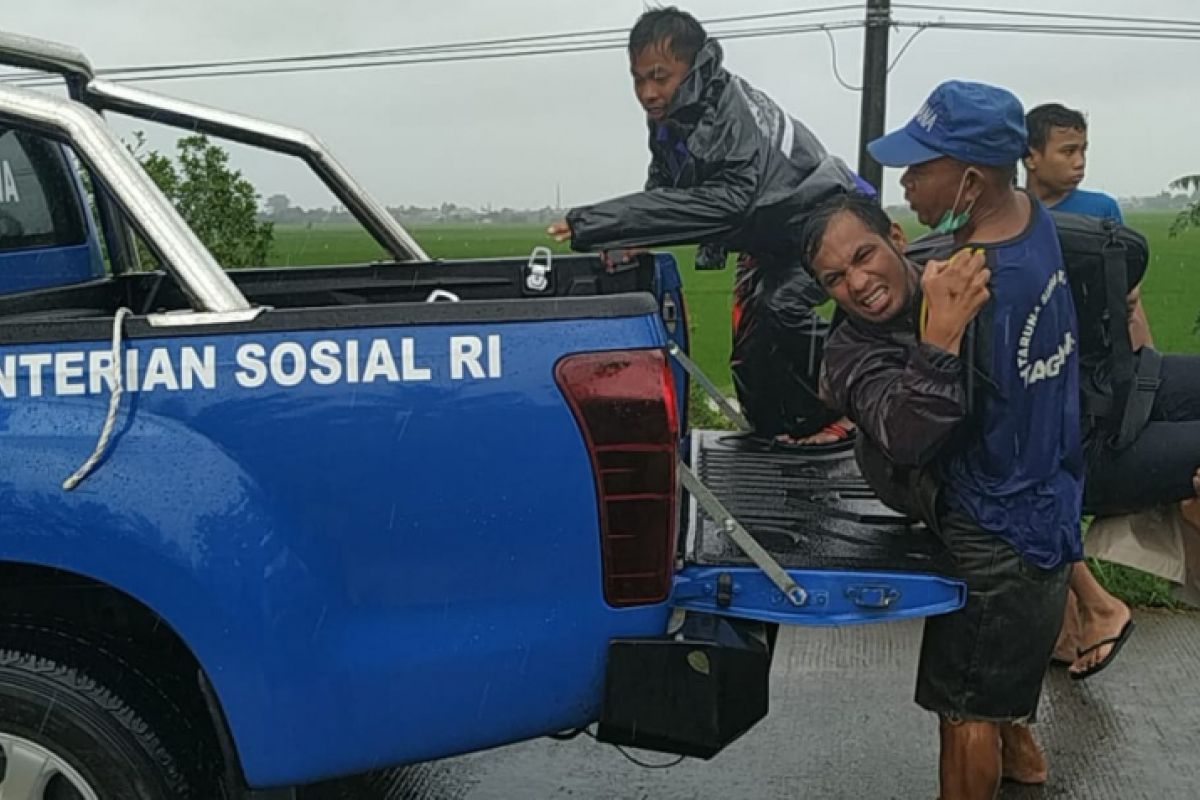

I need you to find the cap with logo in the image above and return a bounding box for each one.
[868,80,1027,168]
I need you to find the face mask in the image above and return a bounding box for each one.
[933,169,978,234]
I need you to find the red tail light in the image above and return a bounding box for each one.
[555,349,679,607]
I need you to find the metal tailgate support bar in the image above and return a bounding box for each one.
[679,462,807,607]
[667,342,751,432]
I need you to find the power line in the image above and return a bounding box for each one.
[8,20,866,88]
[824,22,931,93]
[5,8,1199,91]
[888,26,929,71]
[895,3,1200,29]
[824,28,862,92]
[0,5,862,83]
[895,20,1200,41]
[5,2,1195,85]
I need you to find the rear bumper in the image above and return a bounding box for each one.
[673,565,966,626]
[597,612,772,759]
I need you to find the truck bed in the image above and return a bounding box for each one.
[0,253,659,323]
[687,430,954,575]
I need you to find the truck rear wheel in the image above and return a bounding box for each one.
[0,647,192,799]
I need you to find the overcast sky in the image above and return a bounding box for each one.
[8,0,1199,210]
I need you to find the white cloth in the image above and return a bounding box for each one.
[1086,504,1200,607]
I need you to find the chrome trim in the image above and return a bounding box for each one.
[0,30,93,83]
[84,80,429,263]
[146,308,269,327]
[0,83,250,312]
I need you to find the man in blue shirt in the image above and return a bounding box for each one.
[1023,103,1122,220]
[810,82,1082,798]
[1024,103,1154,352]
[1021,102,1140,679]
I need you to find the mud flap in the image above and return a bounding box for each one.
[597,612,771,759]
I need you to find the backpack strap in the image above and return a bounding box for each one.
[1100,219,1160,449]
[1102,221,1134,390]
[1112,347,1162,451]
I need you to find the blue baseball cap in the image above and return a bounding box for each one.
[868,80,1027,167]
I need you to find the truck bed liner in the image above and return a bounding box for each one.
[687,430,953,575]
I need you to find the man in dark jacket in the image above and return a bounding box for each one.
[548,6,864,443]
[807,81,1083,798]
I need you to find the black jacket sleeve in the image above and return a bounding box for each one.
[565,117,760,251]
[824,329,969,468]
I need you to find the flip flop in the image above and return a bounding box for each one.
[1069,619,1135,681]
[771,422,857,453]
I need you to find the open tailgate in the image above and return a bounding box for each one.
[674,430,966,626]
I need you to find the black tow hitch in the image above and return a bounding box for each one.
[596,612,773,759]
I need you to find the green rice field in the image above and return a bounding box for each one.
[267,211,1200,393]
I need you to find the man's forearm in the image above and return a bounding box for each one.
[1128,295,1154,349]
[566,182,754,251]
[921,321,965,356]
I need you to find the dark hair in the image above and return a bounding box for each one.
[1026,103,1087,152]
[629,6,707,65]
[799,192,892,270]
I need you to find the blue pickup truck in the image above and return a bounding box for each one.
[0,31,964,800]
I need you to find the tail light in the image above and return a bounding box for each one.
[555,349,679,607]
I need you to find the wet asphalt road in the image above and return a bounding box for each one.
[307,608,1200,799]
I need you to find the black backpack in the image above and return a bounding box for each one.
[1051,211,1155,449]
[905,211,1155,450]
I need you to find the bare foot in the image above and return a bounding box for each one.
[1052,589,1080,664]
[776,417,856,446]
[1069,596,1132,678]
[1000,724,1048,785]
[1180,468,1200,531]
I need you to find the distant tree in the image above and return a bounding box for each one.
[1169,174,1200,238]
[264,193,293,218]
[130,132,273,268]
[1168,174,1200,333]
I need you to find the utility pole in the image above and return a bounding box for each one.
[857,0,891,193]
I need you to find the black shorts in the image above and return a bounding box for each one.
[915,511,1070,723]
[1085,353,1200,516]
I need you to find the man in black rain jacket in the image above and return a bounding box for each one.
[549,6,868,443]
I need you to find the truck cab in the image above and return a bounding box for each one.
[0,126,105,291]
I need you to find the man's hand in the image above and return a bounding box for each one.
[921,248,990,355]
[1126,286,1155,349]
[547,220,572,243]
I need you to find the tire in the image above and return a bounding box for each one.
[0,646,193,799]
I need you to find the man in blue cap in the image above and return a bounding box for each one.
[804,81,1083,798]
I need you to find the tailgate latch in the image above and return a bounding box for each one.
[715,572,734,608]
[846,584,900,609]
